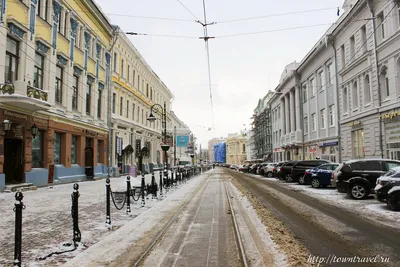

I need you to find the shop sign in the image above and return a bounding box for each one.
[380,110,400,120]
[318,141,339,147]
[347,120,361,127]
[386,123,400,142]
[32,117,48,126]
[3,110,28,121]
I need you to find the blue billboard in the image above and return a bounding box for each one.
[213,142,226,163]
[176,135,190,147]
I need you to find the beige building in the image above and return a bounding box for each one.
[226,133,247,165]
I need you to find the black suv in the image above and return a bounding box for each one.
[336,159,400,199]
[278,161,298,180]
[290,160,330,183]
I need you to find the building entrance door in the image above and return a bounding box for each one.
[4,139,24,184]
[85,147,94,179]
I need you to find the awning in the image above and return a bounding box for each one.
[122,144,134,155]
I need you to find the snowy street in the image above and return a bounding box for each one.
[0,171,191,267]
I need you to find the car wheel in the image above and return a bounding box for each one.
[349,183,368,200]
[286,174,293,182]
[298,175,306,185]
[311,178,321,188]
[388,192,400,211]
[267,172,273,178]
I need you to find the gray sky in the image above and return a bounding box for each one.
[96,0,344,148]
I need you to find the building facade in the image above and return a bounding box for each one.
[251,91,274,160]
[226,133,247,165]
[169,111,191,167]
[0,0,114,190]
[110,32,174,174]
[208,137,226,162]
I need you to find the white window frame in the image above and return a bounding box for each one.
[304,116,308,134]
[311,113,316,132]
[364,74,372,105]
[327,63,333,86]
[352,81,359,110]
[343,87,348,114]
[320,109,326,129]
[310,78,316,96]
[329,105,335,127]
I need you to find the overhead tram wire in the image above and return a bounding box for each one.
[175,0,202,21]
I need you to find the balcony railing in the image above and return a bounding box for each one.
[27,85,48,101]
[0,83,15,95]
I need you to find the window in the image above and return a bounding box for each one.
[72,75,78,110]
[320,109,325,129]
[310,78,315,96]
[302,85,307,103]
[97,89,102,118]
[377,12,385,41]
[318,71,325,90]
[33,53,44,89]
[352,129,365,159]
[71,135,77,164]
[55,66,63,104]
[352,81,358,109]
[5,37,19,83]
[32,130,43,168]
[360,25,367,53]
[146,84,149,97]
[304,116,308,134]
[133,70,136,87]
[364,75,371,104]
[150,88,153,100]
[311,113,316,131]
[64,11,68,36]
[113,53,117,71]
[85,82,91,115]
[380,66,390,99]
[57,12,62,33]
[37,0,48,20]
[340,44,345,68]
[329,105,335,126]
[128,65,130,81]
[327,63,333,86]
[132,103,135,120]
[54,132,61,164]
[112,93,116,113]
[343,87,348,113]
[126,100,129,118]
[349,35,355,59]
[121,59,124,76]
[120,96,123,116]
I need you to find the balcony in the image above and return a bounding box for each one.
[0,81,51,112]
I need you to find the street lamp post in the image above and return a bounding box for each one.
[147,102,170,189]
[190,154,195,176]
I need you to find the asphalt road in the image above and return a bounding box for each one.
[226,168,400,267]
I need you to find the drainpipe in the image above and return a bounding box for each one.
[294,71,305,160]
[329,36,342,163]
[367,0,384,158]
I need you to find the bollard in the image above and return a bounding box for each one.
[105,178,111,226]
[13,191,25,267]
[151,172,157,199]
[171,170,175,188]
[72,183,81,247]
[126,176,131,215]
[141,172,145,207]
[159,170,163,199]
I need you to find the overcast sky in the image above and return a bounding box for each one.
[96,0,344,148]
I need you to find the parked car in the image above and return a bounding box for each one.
[375,167,400,202]
[303,163,340,187]
[230,164,239,170]
[291,160,330,183]
[336,159,400,199]
[257,162,271,175]
[273,162,287,178]
[278,161,299,180]
[261,163,278,178]
[249,163,260,174]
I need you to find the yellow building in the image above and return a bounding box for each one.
[0,0,114,190]
[226,133,247,165]
[110,32,174,174]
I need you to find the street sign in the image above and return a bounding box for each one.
[176,135,189,147]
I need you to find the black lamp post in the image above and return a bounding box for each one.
[138,146,149,207]
[190,153,195,176]
[30,124,39,139]
[147,102,170,188]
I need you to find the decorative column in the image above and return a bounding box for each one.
[281,98,286,135]
[295,85,301,131]
[290,89,295,133]
[52,1,63,55]
[285,93,290,134]
[84,31,91,74]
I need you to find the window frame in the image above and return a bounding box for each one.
[5,36,19,83]
[55,65,63,104]
[86,82,92,115]
[32,130,44,168]
[33,52,44,89]
[72,75,79,110]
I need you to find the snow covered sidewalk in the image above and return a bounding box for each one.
[0,171,205,267]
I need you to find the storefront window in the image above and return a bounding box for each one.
[32,131,43,168]
[54,132,61,164]
[97,140,102,163]
[71,136,77,164]
[352,129,365,159]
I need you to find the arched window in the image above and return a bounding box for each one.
[379,66,389,99]
[352,81,358,109]
[364,75,371,104]
[343,87,348,113]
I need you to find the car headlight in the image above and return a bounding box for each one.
[380,180,389,186]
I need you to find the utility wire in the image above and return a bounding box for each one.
[175,0,201,21]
